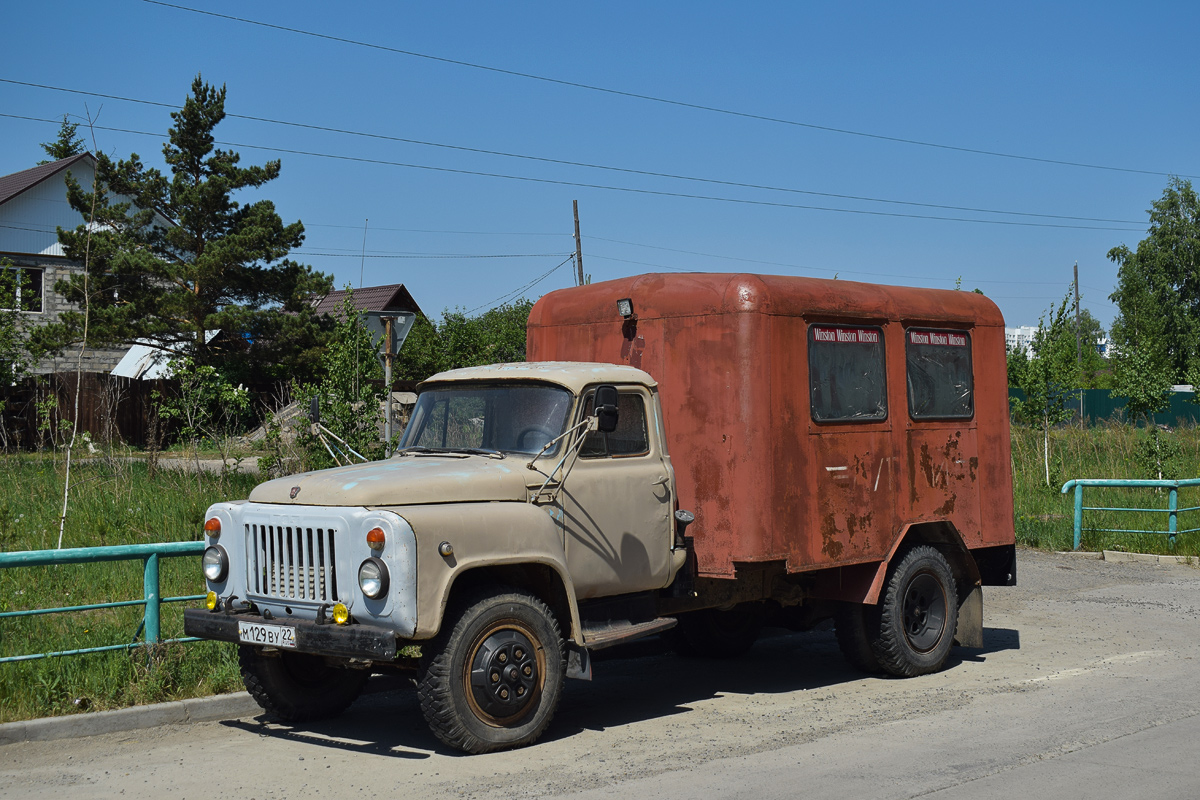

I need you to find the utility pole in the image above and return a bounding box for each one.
[383,315,395,457]
[1074,261,1081,368]
[573,200,584,286]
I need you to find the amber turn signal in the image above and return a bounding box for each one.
[366,527,386,550]
[204,517,221,536]
[332,603,350,625]
[205,591,219,611]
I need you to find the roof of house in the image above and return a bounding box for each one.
[313,283,426,319]
[0,153,94,208]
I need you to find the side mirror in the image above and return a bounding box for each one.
[593,385,619,433]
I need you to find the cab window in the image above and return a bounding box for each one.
[580,392,650,458]
[808,324,887,422]
[905,329,973,419]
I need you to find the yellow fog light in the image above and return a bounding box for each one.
[332,603,350,625]
[205,591,218,611]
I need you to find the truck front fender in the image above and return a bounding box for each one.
[387,503,582,642]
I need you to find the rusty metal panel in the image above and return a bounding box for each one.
[527,273,1016,579]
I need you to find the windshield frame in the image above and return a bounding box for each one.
[399,380,577,457]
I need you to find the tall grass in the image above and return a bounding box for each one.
[0,457,257,722]
[1011,420,1200,556]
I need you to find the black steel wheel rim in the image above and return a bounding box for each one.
[901,572,947,653]
[466,624,542,725]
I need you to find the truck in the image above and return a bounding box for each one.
[184,272,1016,754]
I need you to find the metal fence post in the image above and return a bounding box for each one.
[1074,483,1084,551]
[143,553,160,644]
[1168,487,1179,548]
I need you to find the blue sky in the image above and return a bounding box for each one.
[3,1,1198,328]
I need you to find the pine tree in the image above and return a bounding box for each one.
[37,115,86,164]
[35,76,333,384]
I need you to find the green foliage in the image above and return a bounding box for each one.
[1109,177,1200,383]
[1135,426,1185,480]
[292,289,386,469]
[1011,294,1085,486]
[1006,345,1028,389]
[37,115,85,164]
[1111,344,1173,423]
[1012,296,1078,425]
[33,76,333,385]
[394,300,534,381]
[156,357,251,464]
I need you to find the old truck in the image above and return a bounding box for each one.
[184,272,1016,754]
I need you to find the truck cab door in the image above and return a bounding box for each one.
[558,387,675,600]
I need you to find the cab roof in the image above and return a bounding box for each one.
[421,361,657,394]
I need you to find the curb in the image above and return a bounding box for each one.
[0,692,261,745]
[1101,549,1198,567]
[1055,549,1198,567]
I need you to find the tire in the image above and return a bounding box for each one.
[239,646,369,722]
[835,602,883,674]
[417,587,565,754]
[670,603,765,659]
[872,545,959,677]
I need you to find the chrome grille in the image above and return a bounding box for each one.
[247,523,338,602]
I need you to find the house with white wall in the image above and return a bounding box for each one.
[1,154,146,373]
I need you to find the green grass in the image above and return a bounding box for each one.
[1012,421,1200,556]
[0,457,258,722]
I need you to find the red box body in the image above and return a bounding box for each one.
[527,273,1016,579]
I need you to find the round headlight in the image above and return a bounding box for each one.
[202,545,228,582]
[358,557,389,599]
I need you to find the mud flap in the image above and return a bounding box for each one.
[953,585,983,648]
[566,644,592,681]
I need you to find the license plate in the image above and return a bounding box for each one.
[238,621,297,648]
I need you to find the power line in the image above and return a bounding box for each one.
[138,0,1199,180]
[0,78,1149,225]
[0,113,1147,232]
[465,256,574,315]
[296,251,571,259]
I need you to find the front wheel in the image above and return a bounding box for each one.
[872,545,959,677]
[417,587,565,754]
[238,646,369,721]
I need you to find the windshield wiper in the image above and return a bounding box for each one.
[440,447,506,459]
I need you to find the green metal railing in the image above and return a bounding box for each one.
[0,541,204,663]
[1060,478,1200,551]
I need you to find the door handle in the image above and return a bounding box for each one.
[652,475,669,486]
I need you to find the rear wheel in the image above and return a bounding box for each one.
[239,646,369,721]
[417,587,565,754]
[872,545,958,677]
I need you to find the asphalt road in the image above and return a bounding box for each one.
[3,549,1199,799]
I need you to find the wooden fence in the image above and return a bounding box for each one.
[0,373,168,450]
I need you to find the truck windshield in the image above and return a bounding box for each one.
[400,384,574,456]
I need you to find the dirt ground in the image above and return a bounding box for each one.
[3,548,1199,799]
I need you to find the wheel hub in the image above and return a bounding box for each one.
[469,629,538,718]
[901,572,947,653]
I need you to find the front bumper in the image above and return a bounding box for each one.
[184,608,399,661]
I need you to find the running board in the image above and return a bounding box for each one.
[579,616,677,651]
